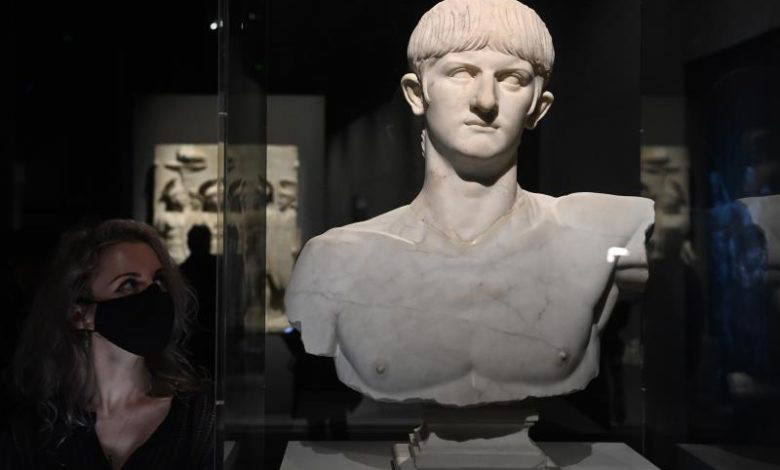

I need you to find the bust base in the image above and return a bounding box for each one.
[281,441,659,470]
[391,440,555,469]
[391,404,556,469]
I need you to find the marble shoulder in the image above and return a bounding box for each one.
[287,229,358,284]
[554,192,655,237]
[286,208,414,357]
[287,206,413,293]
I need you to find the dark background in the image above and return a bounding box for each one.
[2,0,643,393]
[3,1,780,469]
[2,0,218,306]
[2,0,643,318]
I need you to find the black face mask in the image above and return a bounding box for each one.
[92,284,175,357]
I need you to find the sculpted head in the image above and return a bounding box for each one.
[407,0,554,86]
[402,0,555,164]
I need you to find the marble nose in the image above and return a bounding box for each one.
[470,77,498,119]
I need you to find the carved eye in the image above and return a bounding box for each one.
[449,68,474,80]
[500,73,531,87]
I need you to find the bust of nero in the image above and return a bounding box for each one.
[286,0,654,407]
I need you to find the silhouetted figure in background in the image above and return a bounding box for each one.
[181,224,217,378]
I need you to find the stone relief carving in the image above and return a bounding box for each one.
[641,145,695,264]
[153,144,221,264]
[219,144,266,335]
[265,145,302,332]
[154,144,301,335]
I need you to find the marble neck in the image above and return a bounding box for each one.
[416,139,522,243]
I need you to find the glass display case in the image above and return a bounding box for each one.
[215,0,266,467]
[4,0,778,469]
[641,2,780,468]
[214,1,780,469]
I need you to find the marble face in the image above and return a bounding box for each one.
[417,50,540,161]
[286,0,654,407]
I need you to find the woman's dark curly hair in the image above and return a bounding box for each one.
[11,219,203,447]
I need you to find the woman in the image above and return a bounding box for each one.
[1,220,214,469]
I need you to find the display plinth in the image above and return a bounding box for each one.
[281,441,660,470]
[391,403,556,470]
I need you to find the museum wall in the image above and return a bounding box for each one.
[531,0,641,197]
[267,95,325,241]
[683,0,780,60]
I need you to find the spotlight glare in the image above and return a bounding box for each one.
[606,247,630,263]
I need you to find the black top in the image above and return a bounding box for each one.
[0,391,214,469]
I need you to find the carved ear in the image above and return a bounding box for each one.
[525,91,554,130]
[401,73,426,116]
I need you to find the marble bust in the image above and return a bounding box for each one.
[286,0,654,407]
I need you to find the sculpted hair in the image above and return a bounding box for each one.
[407,0,554,84]
[11,219,202,447]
